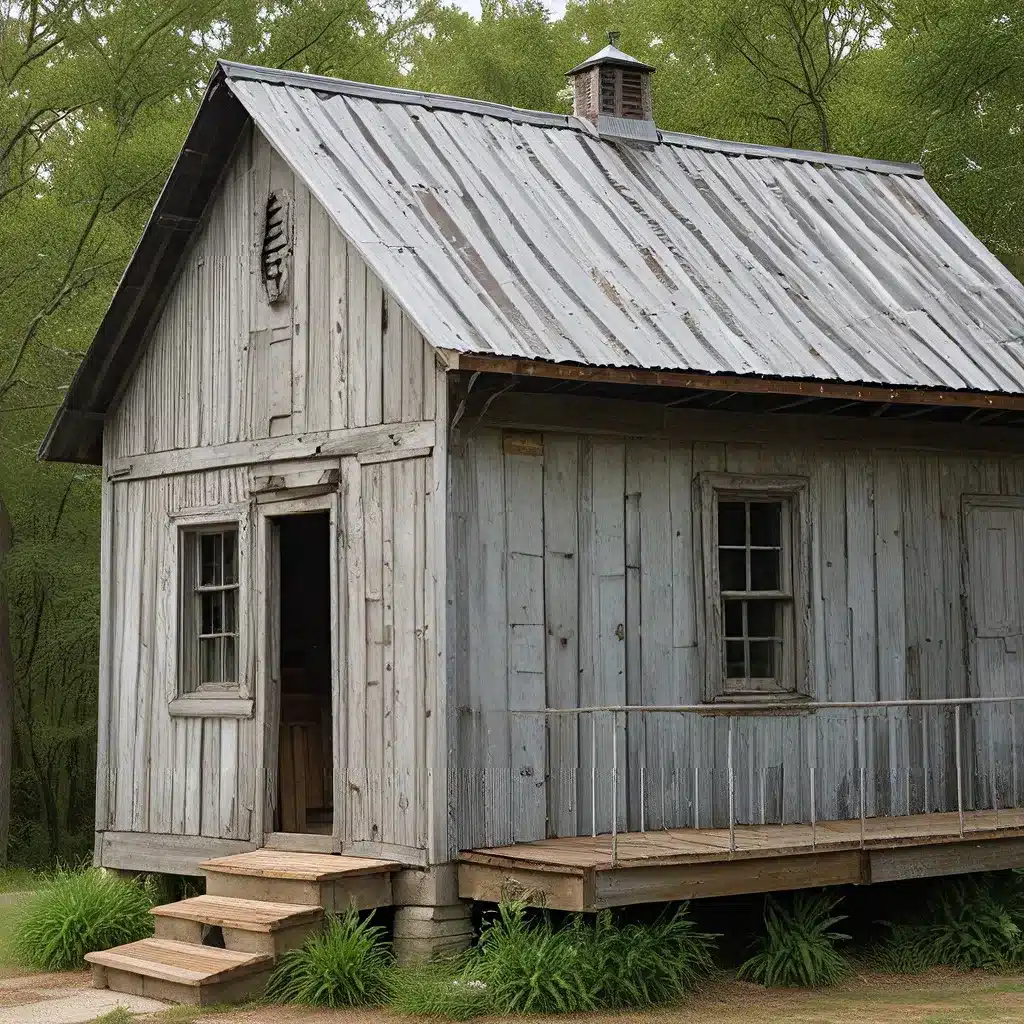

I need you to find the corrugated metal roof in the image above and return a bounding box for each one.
[39,60,1024,463]
[223,62,1024,394]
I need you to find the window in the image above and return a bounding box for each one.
[181,526,240,693]
[699,474,811,701]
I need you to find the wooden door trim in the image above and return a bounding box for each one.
[253,489,342,845]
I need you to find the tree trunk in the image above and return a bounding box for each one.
[0,491,13,865]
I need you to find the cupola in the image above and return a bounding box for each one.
[566,33,657,148]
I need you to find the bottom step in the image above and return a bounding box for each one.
[85,938,273,1006]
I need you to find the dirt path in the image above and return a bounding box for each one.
[0,967,1020,1023]
[178,970,1024,1024]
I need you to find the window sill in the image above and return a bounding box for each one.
[168,696,254,719]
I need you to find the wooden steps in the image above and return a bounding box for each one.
[200,850,399,911]
[152,895,324,956]
[85,938,272,1006]
[89,850,402,1005]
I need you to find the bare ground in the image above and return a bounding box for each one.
[0,967,1022,1023]
[172,970,1024,1024]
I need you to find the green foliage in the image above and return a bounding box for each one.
[265,910,393,1008]
[388,901,717,1019]
[0,866,37,892]
[875,877,1024,973]
[464,900,717,1015]
[88,1009,136,1024]
[467,900,598,1013]
[11,867,156,970]
[390,961,495,1020]
[582,905,719,1008]
[738,892,850,988]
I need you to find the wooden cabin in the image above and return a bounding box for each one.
[41,44,1024,1000]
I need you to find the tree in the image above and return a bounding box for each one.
[0,0,420,864]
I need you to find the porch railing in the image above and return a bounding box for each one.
[496,696,1024,866]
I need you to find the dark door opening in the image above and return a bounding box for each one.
[276,512,333,834]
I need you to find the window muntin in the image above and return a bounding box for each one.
[182,526,240,693]
[718,499,790,691]
[699,475,809,701]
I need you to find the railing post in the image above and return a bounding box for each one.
[591,712,597,839]
[640,758,646,835]
[809,713,817,850]
[955,703,964,838]
[611,711,619,867]
[858,709,866,848]
[693,758,699,830]
[728,715,736,854]
[1013,710,1019,809]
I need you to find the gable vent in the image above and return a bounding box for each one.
[261,189,292,304]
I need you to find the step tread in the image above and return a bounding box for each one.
[85,938,271,986]
[199,850,399,882]
[151,895,324,932]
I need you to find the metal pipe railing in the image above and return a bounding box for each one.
[486,695,1024,858]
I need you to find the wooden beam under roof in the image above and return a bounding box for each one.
[452,353,1024,414]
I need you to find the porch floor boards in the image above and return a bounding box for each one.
[458,809,1024,911]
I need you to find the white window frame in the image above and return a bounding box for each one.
[698,473,812,703]
[168,503,253,718]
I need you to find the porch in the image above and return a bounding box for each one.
[457,695,1024,910]
[458,809,1024,911]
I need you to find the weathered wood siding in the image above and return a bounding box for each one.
[451,424,1023,850]
[99,125,442,857]
[100,466,258,839]
[108,125,435,458]
[343,454,433,859]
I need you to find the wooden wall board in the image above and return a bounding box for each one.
[107,128,436,462]
[449,424,1024,850]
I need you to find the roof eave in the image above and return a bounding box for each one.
[38,65,250,464]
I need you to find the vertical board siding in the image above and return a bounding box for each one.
[99,127,443,855]
[107,127,433,458]
[451,426,1022,849]
[104,469,258,839]
[344,455,432,852]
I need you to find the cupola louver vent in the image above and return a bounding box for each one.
[261,189,292,304]
[566,34,658,149]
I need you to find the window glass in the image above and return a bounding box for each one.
[717,498,788,691]
[182,525,240,694]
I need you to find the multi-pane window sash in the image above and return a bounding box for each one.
[717,498,791,692]
[182,527,239,692]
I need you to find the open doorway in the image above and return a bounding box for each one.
[276,512,333,834]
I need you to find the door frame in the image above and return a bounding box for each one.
[253,489,344,852]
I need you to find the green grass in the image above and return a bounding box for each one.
[390,962,494,1021]
[265,909,393,1008]
[0,867,38,894]
[393,901,718,1019]
[11,867,156,971]
[87,1009,137,1024]
[737,892,850,988]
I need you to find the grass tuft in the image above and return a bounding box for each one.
[88,1008,137,1024]
[12,867,156,971]
[389,901,717,1019]
[0,868,38,894]
[467,901,597,1014]
[586,905,719,1008]
[265,909,393,1008]
[874,877,1024,973]
[738,891,850,988]
[390,961,494,1020]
